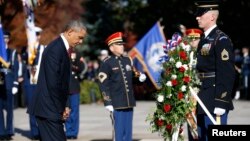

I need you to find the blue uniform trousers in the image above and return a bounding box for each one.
[197,112,228,141]
[65,93,80,137]
[113,108,133,141]
[0,89,14,136]
[25,84,39,137]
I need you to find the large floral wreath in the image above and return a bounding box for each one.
[146,33,201,141]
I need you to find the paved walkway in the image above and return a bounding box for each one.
[10,100,250,141]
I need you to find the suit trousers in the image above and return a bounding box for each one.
[36,116,66,141]
[113,108,133,141]
[197,112,228,141]
[25,84,39,137]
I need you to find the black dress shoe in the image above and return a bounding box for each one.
[0,135,5,141]
[32,135,41,140]
[67,136,77,140]
[5,134,14,140]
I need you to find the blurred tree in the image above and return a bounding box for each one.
[0,0,84,50]
[81,0,149,59]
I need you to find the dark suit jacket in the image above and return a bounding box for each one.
[28,36,70,120]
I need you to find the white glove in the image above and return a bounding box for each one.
[214,107,226,116]
[139,73,146,82]
[12,87,18,95]
[105,105,114,112]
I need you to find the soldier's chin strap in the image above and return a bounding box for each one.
[189,86,218,125]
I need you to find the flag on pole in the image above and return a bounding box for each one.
[128,21,166,89]
[22,0,38,65]
[0,23,7,61]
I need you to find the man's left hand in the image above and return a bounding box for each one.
[62,107,71,120]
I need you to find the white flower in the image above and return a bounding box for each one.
[160,115,165,120]
[167,93,172,98]
[182,64,188,70]
[169,57,175,63]
[180,42,186,49]
[193,87,200,93]
[185,94,189,101]
[175,61,182,68]
[166,81,172,87]
[181,85,187,92]
[157,95,164,102]
[171,75,177,80]
[185,44,191,52]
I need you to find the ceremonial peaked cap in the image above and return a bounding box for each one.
[195,0,219,16]
[186,28,203,38]
[105,32,124,46]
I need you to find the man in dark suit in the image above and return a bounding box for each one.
[195,1,235,140]
[28,20,87,141]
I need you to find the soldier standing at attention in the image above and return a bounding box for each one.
[97,32,146,141]
[195,1,235,140]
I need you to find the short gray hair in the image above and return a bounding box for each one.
[64,20,87,32]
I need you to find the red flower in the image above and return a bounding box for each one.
[164,104,171,112]
[179,127,183,133]
[171,79,178,86]
[156,119,164,126]
[177,92,184,100]
[179,51,187,60]
[179,66,185,72]
[183,41,188,45]
[183,76,190,83]
[166,124,172,132]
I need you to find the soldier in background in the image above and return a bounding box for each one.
[98,49,109,61]
[65,47,86,140]
[185,28,203,141]
[23,26,45,140]
[0,31,19,140]
[240,46,250,100]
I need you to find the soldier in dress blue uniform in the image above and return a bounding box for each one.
[23,26,45,140]
[0,31,19,140]
[194,1,235,140]
[97,32,146,141]
[65,47,86,140]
